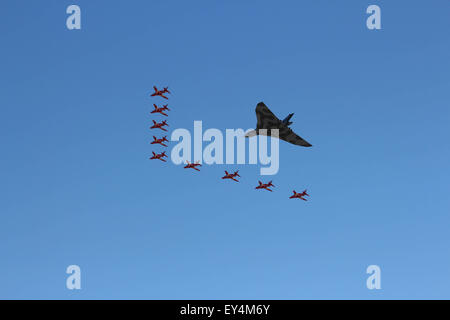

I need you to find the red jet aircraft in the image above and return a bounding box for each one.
[184,161,202,171]
[150,120,169,131]
[222,170,240,182]
[255,180,275,192]
[151,104,170,117]
[289,189,310,201]
[150,86,171,99]
[149,151,168,162]
[151,136,168,147]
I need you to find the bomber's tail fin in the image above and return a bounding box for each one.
[282,113,294,126]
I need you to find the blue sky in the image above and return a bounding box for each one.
[1,0,449,299]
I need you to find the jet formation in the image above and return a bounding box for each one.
[148,95,311,202]
[149,86,171,164]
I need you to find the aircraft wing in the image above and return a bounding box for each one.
[255,102,281,129]
[278,125,312,147]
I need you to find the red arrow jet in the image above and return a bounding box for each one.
[151,136,168,147]
[150,120,169,131]
[222,170,240,182]
[255,180,275,192]
[150,86,170,99]
[151,104,170,117]
[149,151,168,162]
[289,189,309,201]
[184,160,202,171]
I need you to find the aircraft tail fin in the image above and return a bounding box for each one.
[282,113,294,126]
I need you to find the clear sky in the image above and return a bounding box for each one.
[1,0,449,299]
